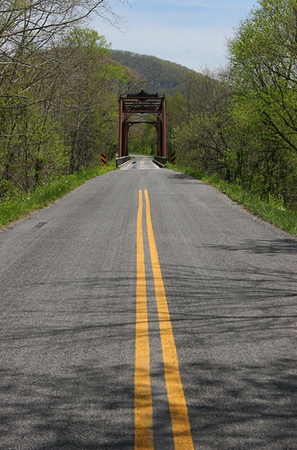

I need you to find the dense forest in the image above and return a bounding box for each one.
[1,0,297,212]
[0,0,140,200]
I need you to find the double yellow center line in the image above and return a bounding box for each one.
[135,190,194,449]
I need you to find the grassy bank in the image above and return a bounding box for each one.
[165,163,297,236]
[0,160,117,229]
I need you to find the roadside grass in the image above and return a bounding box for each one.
[0,159,117,229]
[165,163,297,236]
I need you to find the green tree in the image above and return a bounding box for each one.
[228,0,297,204]
[168,69,233,175]
[228,0,297,153]
[59,28,127,172]
[0,1,128,198]
[128,122,157,155]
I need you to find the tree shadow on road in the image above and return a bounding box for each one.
[158,238,297,448]
[1,239,297,449]
[0,271,138,449]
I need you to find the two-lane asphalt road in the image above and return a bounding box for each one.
[0,155,296,449]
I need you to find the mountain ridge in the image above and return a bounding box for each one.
[111,49,200,95]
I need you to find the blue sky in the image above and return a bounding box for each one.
[91,0,258,72]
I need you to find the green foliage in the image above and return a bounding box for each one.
[0,1,134,224]
[168,70,234,177]
[64,28,111,53]
[60,28,128,173]
[128,123,157,155]
[0,180,18,201]
[0,96,69,194]
[228,0,297,154]
[268,193,285,210]
[0,23,136,199]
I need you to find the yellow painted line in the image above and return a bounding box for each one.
[144,190,194,449]
[135,190,154,449]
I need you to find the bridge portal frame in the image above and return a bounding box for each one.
[118,90,166,160]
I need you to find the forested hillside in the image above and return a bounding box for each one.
[111,50,198,95]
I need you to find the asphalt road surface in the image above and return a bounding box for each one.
[0,155,296,449]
